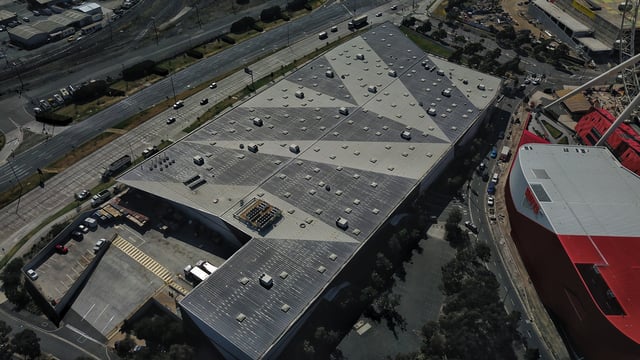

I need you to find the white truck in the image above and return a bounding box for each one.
[184,264,210,284]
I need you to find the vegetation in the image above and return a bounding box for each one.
[400,27,454,58]
[0,132,4,153]
[117,313,195,359]
[0,321,41,360]
[542,120,563,139]
[395,212,528,360]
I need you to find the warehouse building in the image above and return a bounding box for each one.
[8,25,49,49]
[0,10,17,26]
[119,24,502,359]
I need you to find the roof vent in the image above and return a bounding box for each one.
[388,70,397,77]
[368,85,377,93]
[295,90,304,99]
[336,217,349,230]
[193,155,204,166]
[236,313,246,322]
[329,253,338,261]
[239,277,250,285]
[428,108,437,116]
[339,107,349,115]
[326,70,334,78]
[253,117,263,126]
[477,84,486,90]
[317,265,327,273]
[441,88,452,97]
[279,271,289,279]
[281,304,291,312]
[259,273,274,289]
[289,144,300,153]
[401,131,412,140]
[356,53,365,60]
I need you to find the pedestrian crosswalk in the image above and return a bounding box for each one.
[111,236,188,296]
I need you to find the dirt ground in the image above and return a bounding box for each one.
[500,0,543,34]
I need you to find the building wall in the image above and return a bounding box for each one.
[8,32,48,49]
[506,163,640,360]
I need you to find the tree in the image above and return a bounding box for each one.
[115,336,135,357]
[168,344,194,360]
[446,209,462,225]
[11,330,40,359]
[1,258,24,289]
[524,348,541,360]
[302,340,315,356]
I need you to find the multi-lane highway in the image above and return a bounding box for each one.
[0,0,394,192]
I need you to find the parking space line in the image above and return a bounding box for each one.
[94,304,110,323]
[82,303,95,321]
[101,315,115,333]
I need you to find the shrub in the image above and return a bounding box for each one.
[122,60,156,81]
[220,34,236,44]
[186,49,204,59]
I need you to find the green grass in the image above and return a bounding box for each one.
[542,120,563,139]
[400,27,454,58]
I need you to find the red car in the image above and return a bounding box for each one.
[55,244,69,254]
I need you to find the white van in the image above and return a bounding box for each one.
[492,173,499,183]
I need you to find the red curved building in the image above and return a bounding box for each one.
[506,143,640,360]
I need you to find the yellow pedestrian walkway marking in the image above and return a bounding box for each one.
[111,236,188,295]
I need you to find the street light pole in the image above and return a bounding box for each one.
[7,157,23,214]
[193,2,202,29]
[12,62,24,91]
[150,17,159,45]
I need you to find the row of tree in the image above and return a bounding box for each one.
[0,319,41,360]
[116,313,195,359]
[395,210,532,360]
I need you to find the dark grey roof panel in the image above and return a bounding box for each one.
[286,56,357,105]
[180,238,358,359]
[262,158,415,240]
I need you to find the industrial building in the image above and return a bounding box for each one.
[528,0,616,59]
[118,24,502,359]
[8,25,49,49]
[73,2,102,16]
[8,9,95,49]
[506,143,640,360]
[0,10,17,26]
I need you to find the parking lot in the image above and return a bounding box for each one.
[31,189,236,338]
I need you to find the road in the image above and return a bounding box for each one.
[0,1,395,192]
[463,92,566,360]
[0,303,109,360]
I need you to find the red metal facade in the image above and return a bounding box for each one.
[506,162,640,360]
[576,109,640,175]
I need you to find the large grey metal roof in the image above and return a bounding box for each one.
[119,23,501,359]
[533,0,592,34]
[515,144,640,237]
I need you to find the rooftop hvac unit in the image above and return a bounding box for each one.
[193,155,204,166]
[368,85,377,93]
[388,70,397,77]
[326,70,334,78]
[259,273,274,289]
[295,90,304,99]
[401,130,412,140]
[339,107,349,115]
[253,117,263,126]
[247,144,258,153]
[289,144,300,153]
[356,53,364,60]
[441,88,452,97]
[436,69,445,76]
[336,217,349,230]
[477,84,486,90]
[427,107,437,116]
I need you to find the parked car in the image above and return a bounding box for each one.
[55,244,69,254]
[498,131,505,139]
[209,82,217,89]
[490,147,498,159]
[71,231,83,241]
[75,189,91,201]
[166,117,176,124]
[26,269,38,280]
[375,12,382,17]
[93,239,106,253]
[391,4,398,10]
[78,224,89,233]
[330,26,338,32]
[200,98,208,105]
[464,221,478,234]
[22,17,30,22]
[487,196,495,207]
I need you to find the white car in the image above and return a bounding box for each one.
[173,100,184,109]
[209,82,217,89]
[26,269,38,280]
[375,12,383,17]
[487,196,495,207]
[78,224,89,233]
[93,239,106,253]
